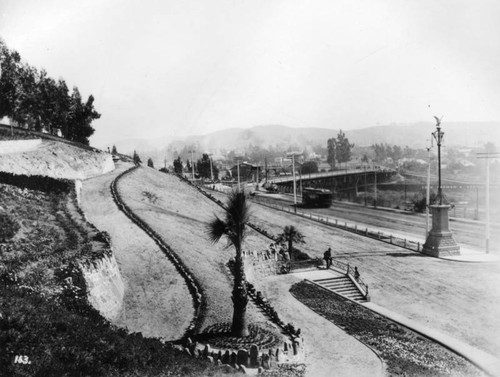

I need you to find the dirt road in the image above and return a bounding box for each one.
[80,163,193,340]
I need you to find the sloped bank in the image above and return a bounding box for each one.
[110,165,204,337]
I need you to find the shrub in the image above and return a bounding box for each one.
[0,212,20,242]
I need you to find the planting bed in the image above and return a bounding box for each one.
[290,280,483,377]
[191,322,281,349]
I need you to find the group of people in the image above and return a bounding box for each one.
[248,242,289,261]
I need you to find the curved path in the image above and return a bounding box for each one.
[259,272,384,377]
[80,162,193,340]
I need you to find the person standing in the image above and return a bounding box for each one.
[323,247,332,269]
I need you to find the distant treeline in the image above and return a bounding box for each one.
[0,39,100,145]
[0,171,72,193]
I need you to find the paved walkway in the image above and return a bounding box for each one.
[258,271,385,377]
[296,269,500,377]
[363,302,500,377]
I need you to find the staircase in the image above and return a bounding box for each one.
[313,276,368,303]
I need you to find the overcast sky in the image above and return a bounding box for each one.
[1,0,500,147]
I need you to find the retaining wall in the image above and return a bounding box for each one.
[0,139,42,154]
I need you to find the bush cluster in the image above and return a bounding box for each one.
[0,211,20,242]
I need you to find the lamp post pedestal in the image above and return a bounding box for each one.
[422,204,460,257]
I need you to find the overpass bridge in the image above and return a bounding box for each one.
[269,168,397,199]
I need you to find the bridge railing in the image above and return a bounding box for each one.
[270,167,395,184]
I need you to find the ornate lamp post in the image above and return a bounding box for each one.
[432,116,444,204]
[422,117,460,257]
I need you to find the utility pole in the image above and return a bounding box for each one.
[477,152,500,253]
[208,153,214,181]
[234,156,243,191]
[287,152,302,212]
[188,149,195,181]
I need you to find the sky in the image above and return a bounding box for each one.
[1,0,500,148]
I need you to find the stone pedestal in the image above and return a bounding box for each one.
[423,205,460,257]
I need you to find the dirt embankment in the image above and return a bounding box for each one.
[80,163,193,341]
[0,140,114,179]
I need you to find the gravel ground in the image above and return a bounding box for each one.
[80,162,193,340]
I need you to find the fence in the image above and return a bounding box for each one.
[253,197,423,254]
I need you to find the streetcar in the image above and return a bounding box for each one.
[302,187,333,208]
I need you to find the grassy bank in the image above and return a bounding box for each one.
[0,183,234,376]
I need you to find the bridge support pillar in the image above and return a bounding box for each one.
[422,205,460,257]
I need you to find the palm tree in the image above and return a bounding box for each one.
[276,225,305,260]
[206,190,250,337]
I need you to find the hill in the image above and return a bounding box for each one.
[112,122,499,164]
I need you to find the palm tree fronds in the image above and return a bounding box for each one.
[206,216,227,244]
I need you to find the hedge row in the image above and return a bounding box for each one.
[0,171,72,193]
[110,166,206,338]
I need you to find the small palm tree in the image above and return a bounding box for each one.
[206,190,250,337]
[276,225,305,260]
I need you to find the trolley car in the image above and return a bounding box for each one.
[302,187,333,208]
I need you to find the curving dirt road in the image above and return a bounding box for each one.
[80,162,193,340]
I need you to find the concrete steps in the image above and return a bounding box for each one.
[313,276,368,303]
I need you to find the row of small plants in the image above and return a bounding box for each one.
[246,282,301,340]
[0,178,234,377]
[290,280,483,377]
[111,166,206,337]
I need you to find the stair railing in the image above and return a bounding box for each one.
[328,260,369,299]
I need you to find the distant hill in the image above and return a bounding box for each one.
[111,122,499,163]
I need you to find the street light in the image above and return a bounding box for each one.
[287,152,302,212]
[425,139,433,239]
[432,116,444,204]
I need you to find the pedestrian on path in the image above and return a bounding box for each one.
[324,247,332,269]
[354,266,360,281]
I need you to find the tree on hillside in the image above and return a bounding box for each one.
[276,225,305,261]
[111,145,118,154]
[186,159,192,173]
[196,153,219,180]
[66,88,101,145]
[206,191,251,337]
[327,138,337,170]
[173,157,183,174]
[147,158,154,168]
[335,129,354,168]
[301,161,318,175]
[133,150,142,165]
[0,39,100,144]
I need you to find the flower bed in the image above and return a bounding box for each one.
[290,281,483,377]
[191,322,281,350]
